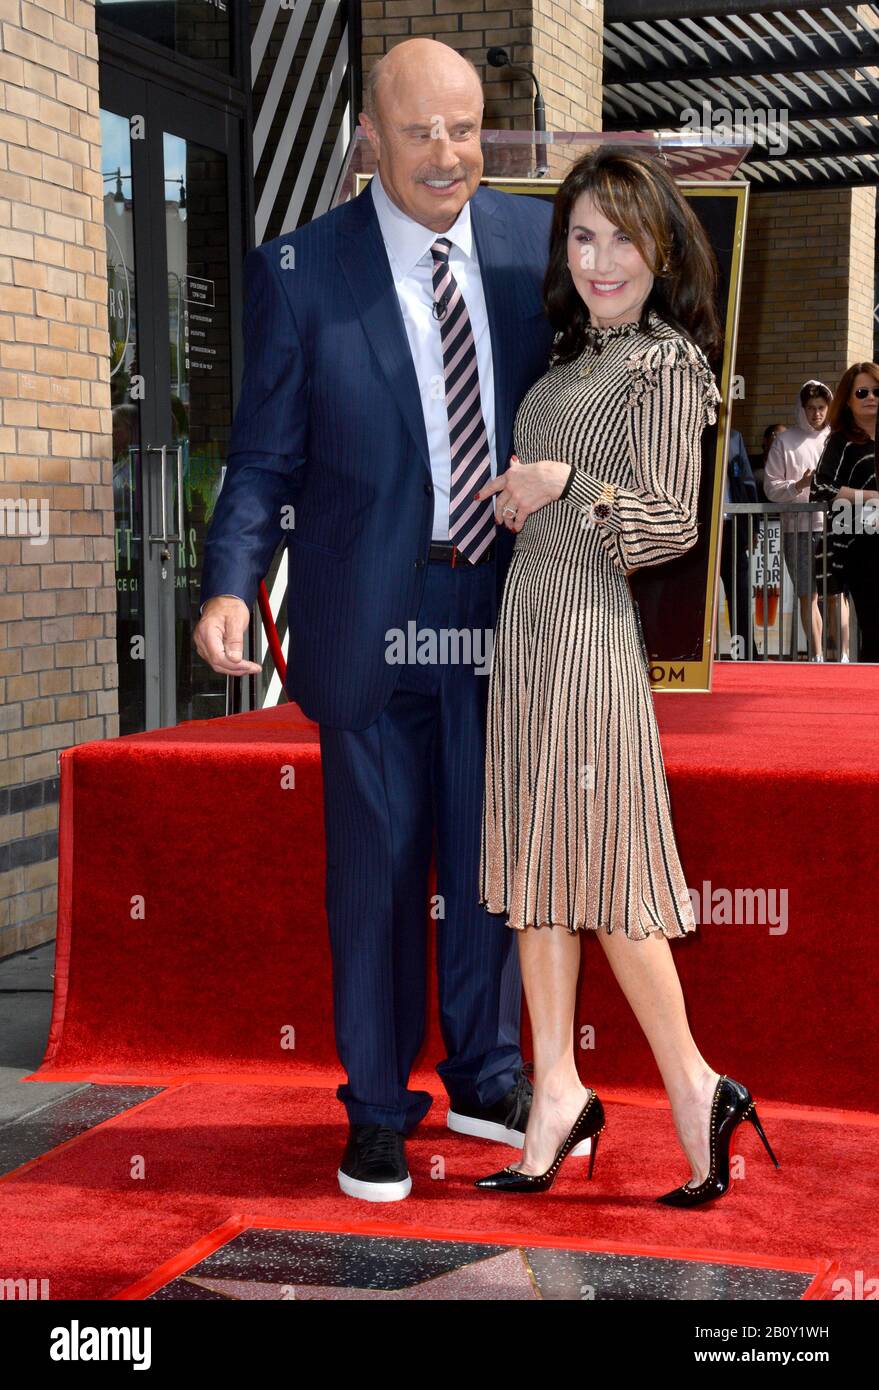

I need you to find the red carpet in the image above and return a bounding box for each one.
[1,1078,875,1301]
[32,664,879,1110]
[12,663,878,1300]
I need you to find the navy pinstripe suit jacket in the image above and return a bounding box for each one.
[200,179,556,729]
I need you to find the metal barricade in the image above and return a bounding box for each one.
[716,501,853,661]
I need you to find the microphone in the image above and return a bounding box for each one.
[432,291,450,321]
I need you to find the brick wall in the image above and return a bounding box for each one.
[0,0,116,959]
[733,187,877,451]
[532,0,602,132]
[361,0,603,132]
[847,185,876,365]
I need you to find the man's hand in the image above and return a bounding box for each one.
[476,454,571,532]
[193,597,262,676]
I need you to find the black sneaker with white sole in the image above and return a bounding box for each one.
[447,1062,592,1157]
[337,1123,412,1202]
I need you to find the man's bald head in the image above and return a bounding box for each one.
[359,39,485,233]
[363,39,483,130]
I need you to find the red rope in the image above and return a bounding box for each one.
[257,580,287,684]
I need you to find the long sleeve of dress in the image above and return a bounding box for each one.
[559,336,721,573]
[809,431,847,506]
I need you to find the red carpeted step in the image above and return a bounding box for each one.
[29,664,879,1111]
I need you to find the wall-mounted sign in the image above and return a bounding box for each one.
[185,275,215,308]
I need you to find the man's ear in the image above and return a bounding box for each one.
[359,112,380,160]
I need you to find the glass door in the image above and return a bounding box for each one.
[100,66,244,732]
[102,100,147,734]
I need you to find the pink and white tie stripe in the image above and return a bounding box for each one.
[429,236,495,563]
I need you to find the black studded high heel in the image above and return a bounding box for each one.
[474,1090,605,1193]
[656,1074,780,1207]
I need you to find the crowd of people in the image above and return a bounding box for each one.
[722,366,879,662]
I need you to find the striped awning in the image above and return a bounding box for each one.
[604,1,879,189]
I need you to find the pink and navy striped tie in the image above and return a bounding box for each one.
[429,236,495,563]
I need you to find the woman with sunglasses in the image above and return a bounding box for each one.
[809,365,879,661]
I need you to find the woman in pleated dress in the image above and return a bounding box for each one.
[474,148,780,1203]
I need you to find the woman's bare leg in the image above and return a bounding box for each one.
[827,593,850,659]
[595,927,719,1185]
[798,594,822,656]
[810,594,823,656]
[512,922,722,1184]
[508,924,592,1175]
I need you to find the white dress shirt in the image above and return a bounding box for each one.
[369,168,498,540]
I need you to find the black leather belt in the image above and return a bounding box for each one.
[428,540,495,567]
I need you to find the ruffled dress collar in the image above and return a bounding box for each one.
[584,307,663,347]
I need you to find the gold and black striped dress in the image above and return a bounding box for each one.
[479,308,721,939]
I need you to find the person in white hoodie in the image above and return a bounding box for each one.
[764,380,848,661]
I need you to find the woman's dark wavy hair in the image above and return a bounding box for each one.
[544,145,723,365]
[826,362,879,442]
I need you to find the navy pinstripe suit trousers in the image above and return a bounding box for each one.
[318,556,524,1133]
